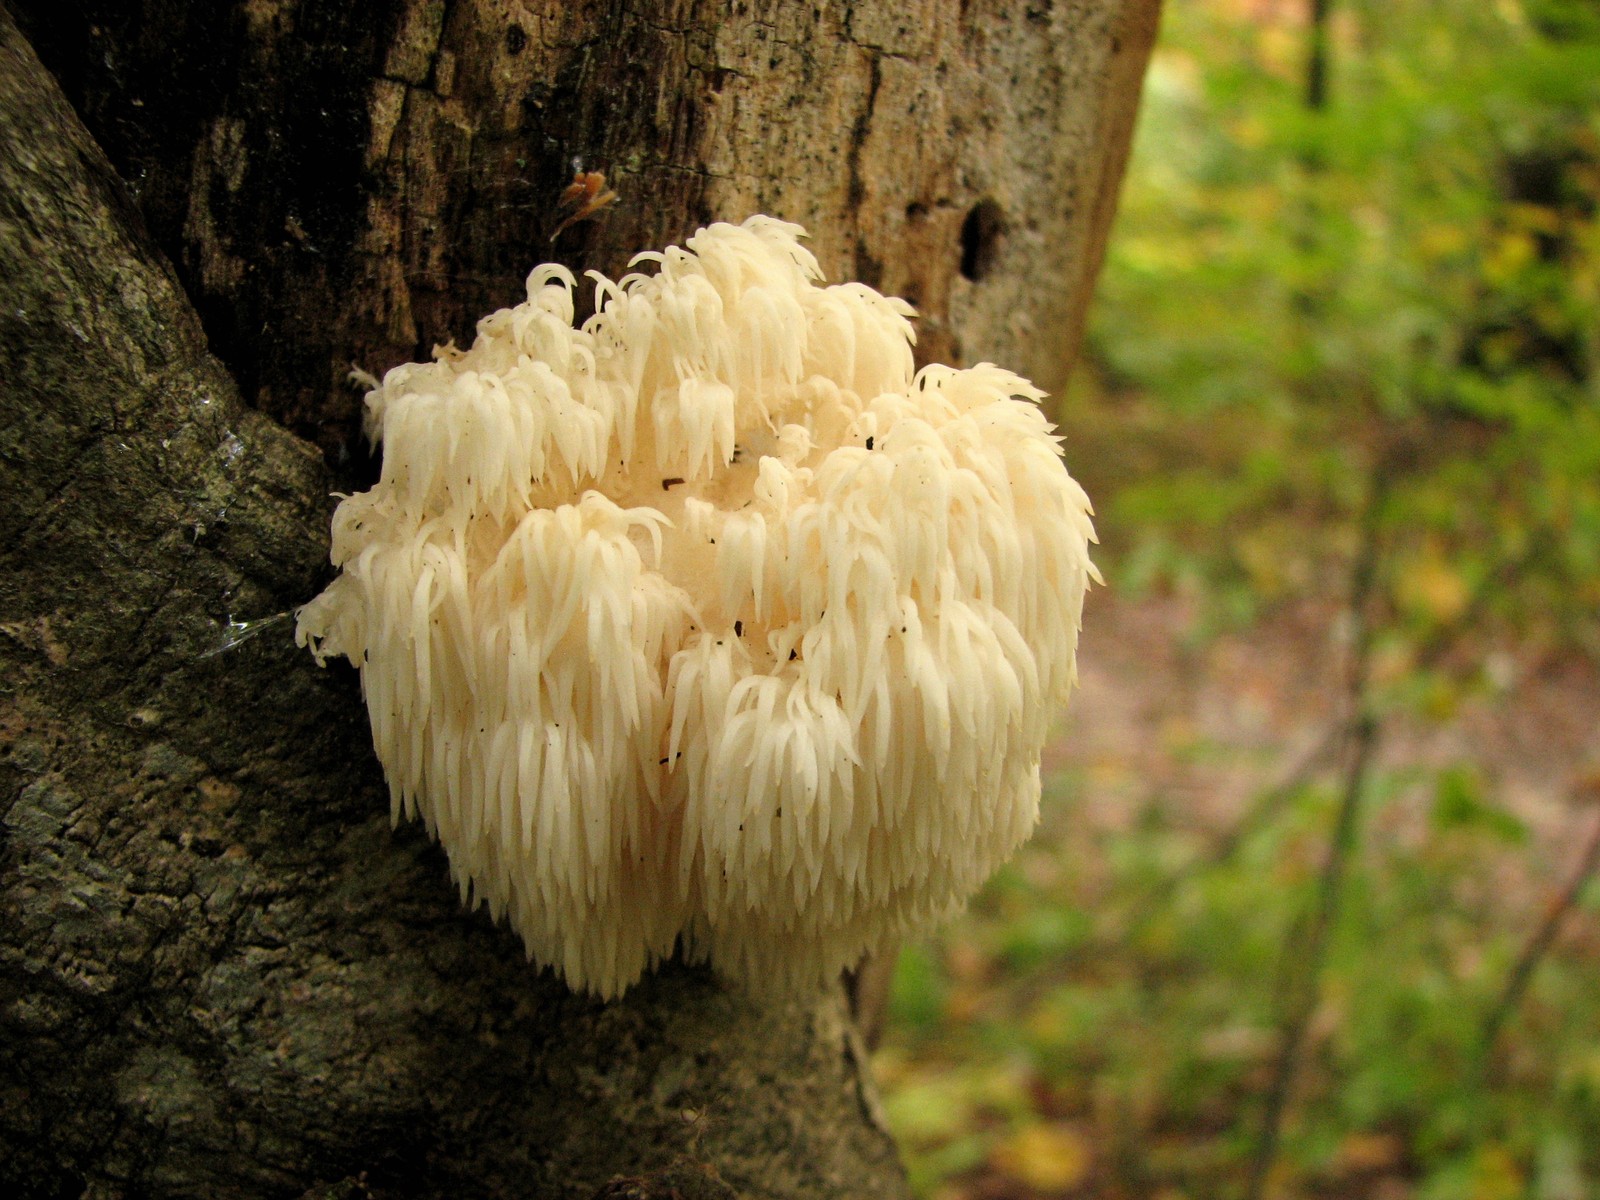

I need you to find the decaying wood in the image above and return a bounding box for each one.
[18,0,1158,460]
[2,1,1157,1194]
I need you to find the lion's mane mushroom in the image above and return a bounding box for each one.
[297,216,1098,998]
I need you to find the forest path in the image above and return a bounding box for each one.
[1046,591,1600,872]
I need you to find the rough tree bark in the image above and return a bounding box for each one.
[0,2,1157,1196]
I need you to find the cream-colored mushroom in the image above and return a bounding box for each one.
[297,216,1098,998]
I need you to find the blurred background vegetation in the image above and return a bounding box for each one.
[875,1,1600,1196]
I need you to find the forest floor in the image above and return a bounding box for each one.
[1055,590,1600,854]
[877,588,1600,1200]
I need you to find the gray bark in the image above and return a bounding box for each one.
[0,2,1156,1195]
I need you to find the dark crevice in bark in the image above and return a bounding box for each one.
[16,1,403,460]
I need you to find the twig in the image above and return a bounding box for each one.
[1480,798,1600,1053]
[1125,724,1344,925]
[1152,537,1534,902]
[1245,472,1387,1200]
[1306,0,1333,111]
[1246,710,1380,1200]
[1197,724,1341,866]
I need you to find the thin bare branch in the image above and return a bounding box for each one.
[1480,793,1600,1053]
[1245,469,1388,1200]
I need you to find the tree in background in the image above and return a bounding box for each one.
[1090,0,1600,641]
[1072,0,1600,1194]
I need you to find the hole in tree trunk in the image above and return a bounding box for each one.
[959,198,1005,282]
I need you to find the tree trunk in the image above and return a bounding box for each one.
[0,2,1157,1196]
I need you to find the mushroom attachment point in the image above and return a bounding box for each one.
[297,217,1099,999]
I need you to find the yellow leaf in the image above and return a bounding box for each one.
[992,1123,1093,1194]
[882,1077,972,1146]
[1418,222,1469,261]
[1469,1143,1525,1200]
[1509,202,1561,235]
[1485,230,1536,281]
[1398,546,1468,624]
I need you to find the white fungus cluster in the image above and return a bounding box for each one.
[297,217,1098,998]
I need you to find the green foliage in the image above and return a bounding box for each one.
[880,1,1600,1196]
[1074,0,1600,645]
[881,769,1600,1198]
